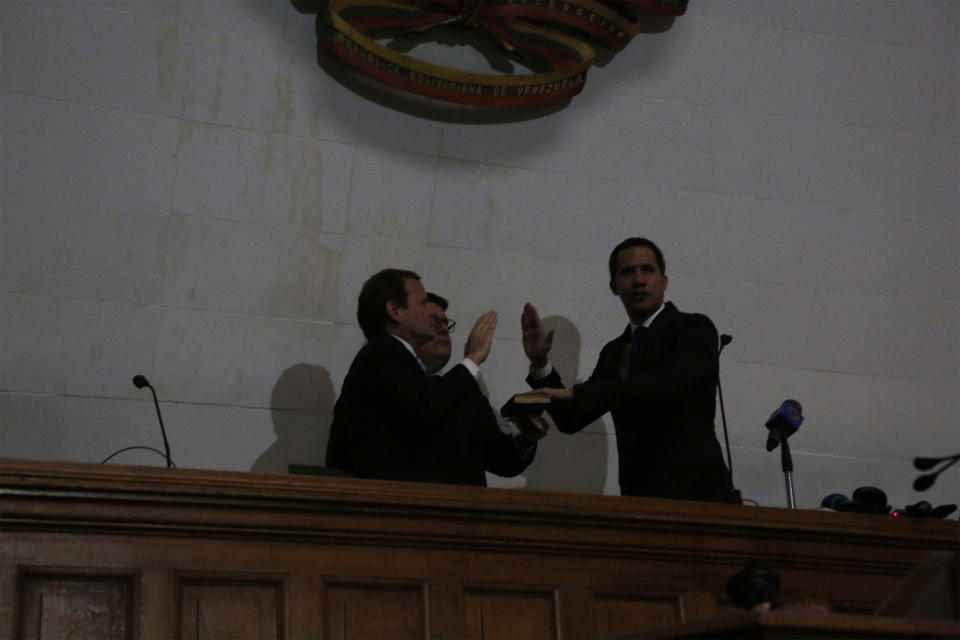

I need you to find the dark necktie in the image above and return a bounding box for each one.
[628,326,647,376]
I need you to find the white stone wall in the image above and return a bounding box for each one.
[2,0,957,512]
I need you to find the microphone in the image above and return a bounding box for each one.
[820,493,849,510]
[714,332,739,502]
[900,500,932,517]
[852,486,890,514]
[892,501,957,519]
[132,375,173,468]
[914,457,945,471]
[820,493,870,513]
[765,399,803,508]
[765,400,803,452]
[820,487,890,514]
[912,453,958,491]
[717,334,732,358]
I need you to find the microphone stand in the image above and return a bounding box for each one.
[147,383,173,468]
[133,375,173,468]
[780,437,796,509]
[716,335,740,503]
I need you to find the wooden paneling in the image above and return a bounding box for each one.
[1,458,957,639]
[594,594,681,636]
[18,568,137,640]
[179,576,285,640]
[636,610,960,639]
[462,587,558,639]
[593,590,730,636]
[324,580,427,639]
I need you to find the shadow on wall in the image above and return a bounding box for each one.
[251,363,335,474]
[520,315,611,495]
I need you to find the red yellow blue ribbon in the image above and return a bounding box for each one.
[319,0,687,108]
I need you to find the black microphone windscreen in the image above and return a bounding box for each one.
[820,493,848,510]
[913,474,936,491]
[913,457,943,471]
[132,375,149,389]
[720,334,733,346]
[852,486,888,509]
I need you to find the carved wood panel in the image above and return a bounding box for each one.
[594,593,682,636]
[2,459,957,638]
[324,580,427,639]
[463,587,558,640]
[19,569,137,640]
[179,576,285,640]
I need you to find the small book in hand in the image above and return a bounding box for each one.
[500,392,550,418]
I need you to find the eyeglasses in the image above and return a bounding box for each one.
[432,317,456,333]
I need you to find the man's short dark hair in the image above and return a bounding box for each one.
[608,237,666,291]
[357,268,421,339]
[425,292,448,310]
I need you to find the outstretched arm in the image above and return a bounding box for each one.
[572,316,719,418]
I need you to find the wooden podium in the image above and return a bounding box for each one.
[635,610,960,639]
[1,458,957,639]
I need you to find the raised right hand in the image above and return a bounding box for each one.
[521,302,554,368]
[464,311,498,365]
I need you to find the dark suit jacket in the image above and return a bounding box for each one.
[529,302,732,501]
[327,332,533,485]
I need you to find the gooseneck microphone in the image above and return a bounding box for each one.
[912,453,958,491]
[133,375,174,468]
[716,333,739,502]
[102,376,176,466]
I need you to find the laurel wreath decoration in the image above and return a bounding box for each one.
[311,0,688,119]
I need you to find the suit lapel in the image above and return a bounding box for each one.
[631,302,678,365]
[614,324,632,379]
[602,303,679,379]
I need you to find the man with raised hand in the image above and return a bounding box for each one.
[521,238,732,502]
[412,292,545,485]
[326,269,532,484]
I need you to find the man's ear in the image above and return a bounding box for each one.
[385,300,402,323]
[609,279,618,295]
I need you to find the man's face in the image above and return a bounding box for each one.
[390,278,436,345]
[416,302,453,374]
[611,246,668,324]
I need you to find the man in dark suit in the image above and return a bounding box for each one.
[326,269,543,485]
[412,292,544,485]
[521,238,733,502]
